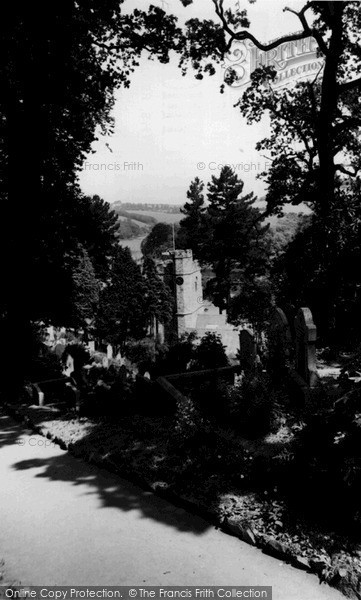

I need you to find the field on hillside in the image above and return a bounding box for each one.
[128,210,183,224]
[117,214,152,228]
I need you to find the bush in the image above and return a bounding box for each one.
[155,332,198,375]
[80,364,135,417]
[191,332,229,371]
[124,338,159,373]
[26,348,63,381]
[63,343,91,371]
[286,385,361,529]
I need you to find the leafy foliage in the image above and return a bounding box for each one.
[178,166,270,320]
[95,247,149,348]
[176,177,206,257]
[191,332,229,371]
[142,256,174,331]
[141,223,175,259]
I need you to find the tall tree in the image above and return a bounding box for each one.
[142,256,174,337]
[72,195,120,280]
[0,2,185,383]
[178,1,361,220]
[201,166,269,312]
[177,177,207,256]
[141,223,174,259]
[70,247,100,331]
[95,247,149,348]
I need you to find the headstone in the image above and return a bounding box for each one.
[239,329,257,371]
[102,356,109,368]
[106,344,113,360]
[54,341,66,358]
[33,383,45,407]
[63,353,74,377]
[294,307,317,387]
[88,340,95,352]
[268,307,293,380]
[47,326,55,342]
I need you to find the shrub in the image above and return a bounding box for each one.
[174,397,207,445]
[80,363,135,417]
[155,332,198,375]
[27,348,63,381]
[191,332,229,371]
[125,338,158,373]
[63,343,91,371]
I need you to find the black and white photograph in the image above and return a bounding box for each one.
[0,1,360,598]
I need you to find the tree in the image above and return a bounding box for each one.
[191,332,229,371]
[142,256,174,336]
[187,166,269,313]
[176,177,207,256]
[141,223,174,259]
[176,1,361,341]
[95,247,149,348]
[0,2,185,384]
[179,1,361,221]
[275,180,361,345]
[71,195,120,280]
[70,247,100,331]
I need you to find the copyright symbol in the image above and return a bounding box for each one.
[17,439,25,446]
[197,162,206,170]
[197,296,204,305]
[129,590,137,597]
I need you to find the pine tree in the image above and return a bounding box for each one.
[177,177,207,257]
[205,166,269,313]
[95,247,149,348]
[142,257,174,336]
[71,247,100,329]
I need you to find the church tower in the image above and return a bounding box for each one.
[173,249,203,336]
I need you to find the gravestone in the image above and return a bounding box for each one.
[47,326,55,342]
[268,307,293,381]
[107,344,113,360]
[33,383,45,407]
[63,353,74,377]
[88,340,95,353]
[239,329,257,371]
[294,307,318,387]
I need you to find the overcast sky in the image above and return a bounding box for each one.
[78,0,307,206]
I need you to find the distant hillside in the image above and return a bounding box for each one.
[114,201,182,214]
[128,210,183,225]
[112,204,157,225]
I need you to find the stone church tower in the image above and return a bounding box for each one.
[173,249,203,336]
[160,249,203,339]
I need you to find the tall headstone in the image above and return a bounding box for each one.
[268,307,293,381]
[107,344,113,360]
[88,340,95,353]
[239,329,257,371]
[294,307,317,387]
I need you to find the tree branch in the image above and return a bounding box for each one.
[212,0,328,56]
[338,77,361,92]
[335,164,359,177]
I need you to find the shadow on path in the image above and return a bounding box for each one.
[7,415,210,535]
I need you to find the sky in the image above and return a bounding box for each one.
[78,0,308,206]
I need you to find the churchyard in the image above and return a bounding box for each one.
[4,296,361,599]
